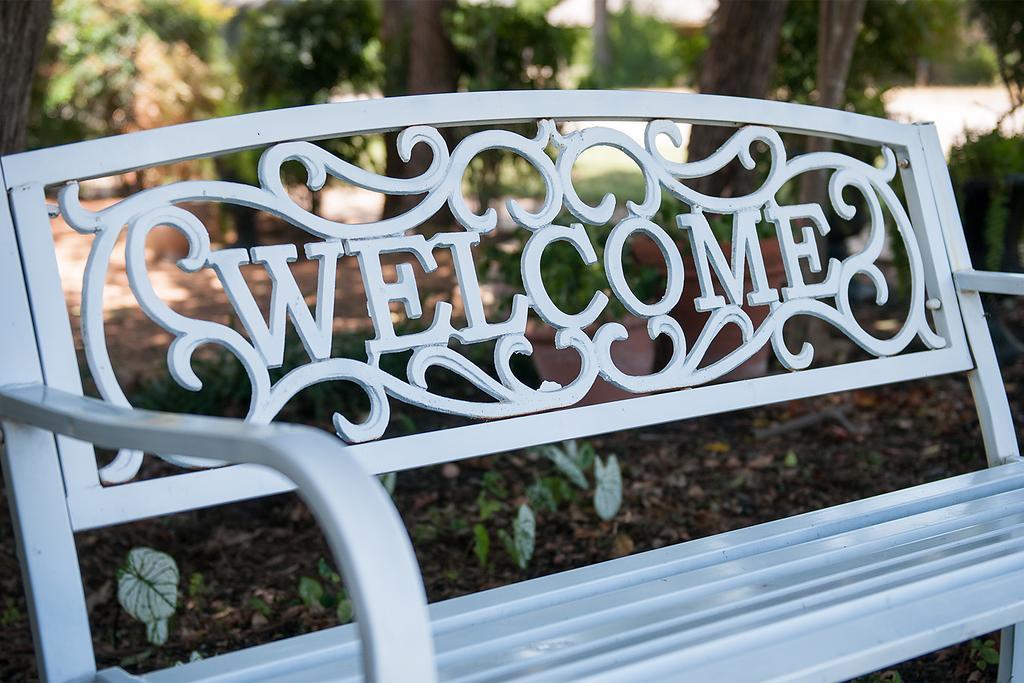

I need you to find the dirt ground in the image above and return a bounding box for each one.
[0,199,1021,681]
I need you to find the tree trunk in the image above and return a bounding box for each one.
[796,0,866,363]
[381,0,459,224]
[593,0,611,86]
[797,0,866,207]
[687,0,789,198]
[0,0,52,155]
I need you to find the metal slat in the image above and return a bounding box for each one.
[134,464,1024,683]
[437,498,1024,680]
[466,522,1024,682]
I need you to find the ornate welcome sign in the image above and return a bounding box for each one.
[59,119,946,483]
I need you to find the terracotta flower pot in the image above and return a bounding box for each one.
[525,316,656,406]
[632,235,787,382]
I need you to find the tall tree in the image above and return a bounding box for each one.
[687,0,789,197]
[0,0,52,155]
[797,0,867,207]
[592,0,611,85]
[381,0,458,221]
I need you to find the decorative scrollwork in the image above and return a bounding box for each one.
[61,119,946,484]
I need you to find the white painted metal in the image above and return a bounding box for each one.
[914,123,1024,681]
[47,113,955,492]
[65,346,972,531]
[0,384,436,683]
[914,123,1019,465]
[956,269,1024,296]
[7,183,101,490]
[95,461,1024,683]
[0,162,96,682]
[1,91,1021,682]
[2,91,916,189]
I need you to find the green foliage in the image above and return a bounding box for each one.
[235,0,379,109]
[472,523,491,566]
[479,219,663,324]
[117,547,180,646]
[970,637,1000,671]
[187,571,206,607]
[297,559,352,624]
[297,576,324,609]
[540,440,591,490]
[775,0,961,114]
[971,0,1024,114]
[447,1,580,213]
[949,129,1024,269]
[448,1,578,93]
[31,0,233,148]
[481,471,509,499]
[498,504,536,570]
[0,603,21,627]
[583,5,704,88]
[247,596,272,619]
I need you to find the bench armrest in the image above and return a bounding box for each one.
[0,383,436,683]
[955,269,1024,296]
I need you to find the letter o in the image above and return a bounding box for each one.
[604,217,684,317]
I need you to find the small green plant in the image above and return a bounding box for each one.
[497,505,536,570]
[866,671,902,683]
[296,558,353,624]
[949,129,1024,270]
[187,571,206,607]
[117,547,180,646]
[0,602,21,627]
[538,440,623,522]
[248,596,273,619]
[970,637,1000,671]
[465,441,624,572]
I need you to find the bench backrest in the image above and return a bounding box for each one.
[0,90,1015,679]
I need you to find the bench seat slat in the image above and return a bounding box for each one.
[119,461,1024,683]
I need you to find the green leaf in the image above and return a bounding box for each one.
[543,442,588,489]
[594,455,622,521]
[117,547,179,647]
[783,450,799,468]
[473,523,491,566]
[297,576,324,609]
[187,572,205,600]
[477,493,502,521]
[336,598,353,624]
[526,480,557,513]
[317,557,341,584]
[481,471,508,499]
[575,441,597,471]
[498,528,517,565]
[513,504,536,570]
[248,596,272,618]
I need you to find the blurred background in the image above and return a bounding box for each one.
[1,1,1024,681]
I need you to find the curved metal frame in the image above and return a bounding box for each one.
[0,384,436,683]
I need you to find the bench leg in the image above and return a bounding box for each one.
[999,625,1024,682]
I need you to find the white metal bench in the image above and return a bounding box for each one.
[2,90,1024,683]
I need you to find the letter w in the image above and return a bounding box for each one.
[208,242,344,367]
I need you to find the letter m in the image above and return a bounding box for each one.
[678,209,779,312]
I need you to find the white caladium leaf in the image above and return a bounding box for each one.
[594,454,622,521]
[117,547,179,645]
[514,504,536,569]
[543,442,588,489]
